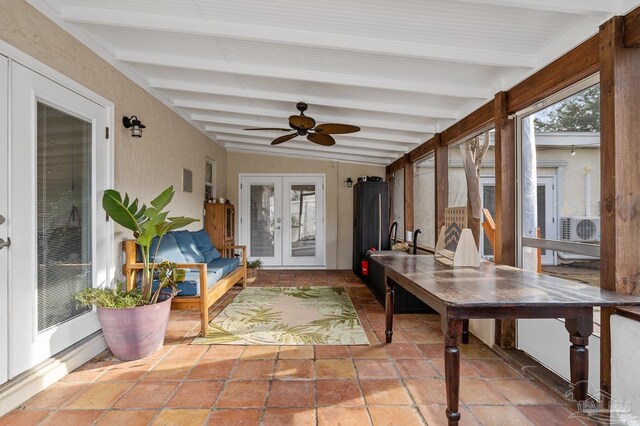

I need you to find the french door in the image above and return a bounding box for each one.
[239,174,325,267]
[6,62,110,378]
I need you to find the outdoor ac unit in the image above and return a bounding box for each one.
[560,217,600,242]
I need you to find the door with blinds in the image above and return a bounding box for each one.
[7,63,110,378]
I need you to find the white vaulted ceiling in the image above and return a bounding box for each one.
[29,0,639,165]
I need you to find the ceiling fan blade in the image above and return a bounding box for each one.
[314,123,361,134]
[307,133,335,146]
[271,133,298,145]
[244,127,292,131]
[289,114,316,130]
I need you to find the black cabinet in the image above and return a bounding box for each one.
[352,181,389,277]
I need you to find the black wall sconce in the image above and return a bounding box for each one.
[345,177,353,188]
[122,115,146,137]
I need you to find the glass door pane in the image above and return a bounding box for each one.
[37,102,92,331]
[249,184,276,258]
[282,176,324,266]
[289,184,316,257]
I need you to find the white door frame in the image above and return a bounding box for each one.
[0,55,8,385]
[0,40,114,382]
[9,62,111,377]
[238,173,326,268]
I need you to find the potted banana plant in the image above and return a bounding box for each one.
[75,185,198,360]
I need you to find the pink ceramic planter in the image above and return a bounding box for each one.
[97,296,172,361]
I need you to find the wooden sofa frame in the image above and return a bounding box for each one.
[122,240,247,336]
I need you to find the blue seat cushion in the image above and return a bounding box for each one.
[208,257,241,278]
[191,229,221,263]
[144,268,223,297]
[140,258,240,297]
[172,230,206,263]
[149,233,187,263]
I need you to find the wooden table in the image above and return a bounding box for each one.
[372,254,640,425]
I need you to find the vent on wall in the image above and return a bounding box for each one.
[560,217,600,242]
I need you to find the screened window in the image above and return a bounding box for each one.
[413,155,435,249]
[448,142,468,208]
[391,169,404,241]
[205,160,215,202]
[518,82,600,289]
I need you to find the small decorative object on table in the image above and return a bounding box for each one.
[435,206,480,267]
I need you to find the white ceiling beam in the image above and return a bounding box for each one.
[150,79,460,120]
[205,128,411,153]
[457,0,616,15]
[219,135,400,159]
[222,140,393,165]
[225,143,389,166]
[117,51,490,100]
[197,119,422,144]
[177,101,438,134]
[62,6,536,69]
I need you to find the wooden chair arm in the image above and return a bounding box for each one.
[221,245,247,266]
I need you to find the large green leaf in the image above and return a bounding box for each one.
[150,186,174,211]
[102,189,140,232]
[155,217,200,236]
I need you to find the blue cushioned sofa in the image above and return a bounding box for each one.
[123,229,247,336]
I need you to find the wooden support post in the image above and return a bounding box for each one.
[494,91,517,348]
[404,154,414,240]
[599,15,640,400]
[435,134,448,240]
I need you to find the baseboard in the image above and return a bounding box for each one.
[0,332,107,416]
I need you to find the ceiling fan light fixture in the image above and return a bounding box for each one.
[245,102,360,146]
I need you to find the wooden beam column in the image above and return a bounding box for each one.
[403,154,414,240]
[494,91,517,348]
[599,15,640,398]
[434,134,448,240]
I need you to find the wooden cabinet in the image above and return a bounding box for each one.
[205,203,235,250]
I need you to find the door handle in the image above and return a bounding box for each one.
[0,237,10,249]
[0,215,5,225]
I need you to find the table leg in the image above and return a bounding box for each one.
[385,278,395,344]
[565,312,593,402]
[442,318,463,425]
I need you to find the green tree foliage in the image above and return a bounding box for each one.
[534,86,600,132]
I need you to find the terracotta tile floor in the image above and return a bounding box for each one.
[0,270,590,425]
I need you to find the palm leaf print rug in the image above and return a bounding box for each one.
[191,287,369,345]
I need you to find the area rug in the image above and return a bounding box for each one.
[191,287,369,345]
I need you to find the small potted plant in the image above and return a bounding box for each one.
[74,185,198,360]
[246,258,263,283]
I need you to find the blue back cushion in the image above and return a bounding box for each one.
[149,233,187,263]
[191,229,221,263]
[173,230,206,263]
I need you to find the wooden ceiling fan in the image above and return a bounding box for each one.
[244,102,360,146]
